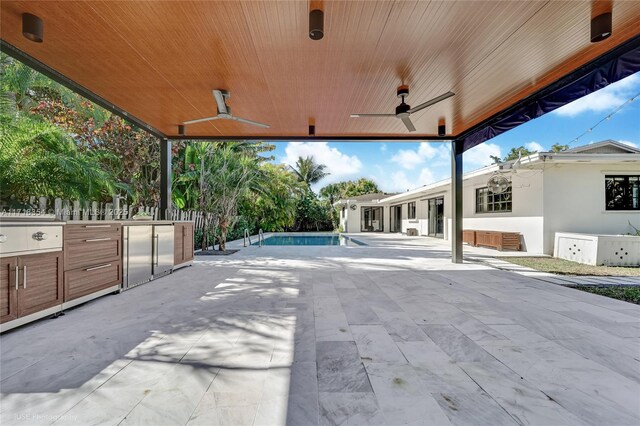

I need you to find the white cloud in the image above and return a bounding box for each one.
[280,142,362,186]
[619,140,638,148]
[525,141,544,152]
[418,168,435,185]
[463,142,501,167]
[391,142,449,170]
[387,171,415,193]
[553,73,640,117]
[380,143,387,152]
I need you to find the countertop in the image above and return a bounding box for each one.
[66,220,191,225]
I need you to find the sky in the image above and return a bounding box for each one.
[272,72,640,193]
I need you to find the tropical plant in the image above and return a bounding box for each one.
[200,144,261,250]
[0,113,119,203]
[550,143,569,152]
[491,146,536,164]
[245,163,304,232]
[290,156,330,188]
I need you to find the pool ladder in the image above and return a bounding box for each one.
[244,229,265,247]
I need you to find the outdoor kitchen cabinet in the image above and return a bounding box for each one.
[63,223,122,304]
[174,222,194,268]
[0,252,63,324]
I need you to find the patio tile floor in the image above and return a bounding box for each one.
[1,235,639,425]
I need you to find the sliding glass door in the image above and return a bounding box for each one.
[427,197,444,238]
[390,205,402,233]
[361,207,384,232]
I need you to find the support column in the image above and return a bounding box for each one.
[451,140,463,263]
[160,138,172,220]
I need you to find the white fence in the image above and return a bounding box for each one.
[5,196,205,229]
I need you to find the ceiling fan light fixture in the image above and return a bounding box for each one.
[178,124,185,136]
[22,13,44,43]
[591,12,612,43]
[309,9,324,40]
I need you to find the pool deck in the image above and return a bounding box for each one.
[1,234,639,425]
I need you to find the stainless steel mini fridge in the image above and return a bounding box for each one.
[122,225,153,290]
[152,225,174,278]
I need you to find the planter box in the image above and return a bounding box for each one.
[463,230,476,246]
[473,230,521,251]
[554,232,640,266]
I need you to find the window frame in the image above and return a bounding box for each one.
[475,186,512,213]
[407,201,417,219]
[605,175,640,211]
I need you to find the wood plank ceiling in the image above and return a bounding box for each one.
[1,1,639,138]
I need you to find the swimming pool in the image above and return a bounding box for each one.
[253,235,365,246]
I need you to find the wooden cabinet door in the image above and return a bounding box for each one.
[174,224,184,265]
[17,252,63,317]
[0,257,18,323]
[183,223,194,262]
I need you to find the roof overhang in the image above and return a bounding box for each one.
[1,1,639,152]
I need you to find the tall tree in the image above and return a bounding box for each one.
[550,143,569,152]
[202,145,260,251]
[491,146,536,164]
[290,156,330,188]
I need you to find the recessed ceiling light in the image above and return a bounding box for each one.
[309,9,324,40]
[22,13,43,43]
[591,12,612,43]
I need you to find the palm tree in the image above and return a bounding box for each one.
[290,156,329,188]
[0,113,120,202]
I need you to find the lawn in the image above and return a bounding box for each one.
[574,286,640,305]
[502,257,640,277]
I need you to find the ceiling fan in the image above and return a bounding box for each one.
[182,89,270,128]
[350,85,454,132]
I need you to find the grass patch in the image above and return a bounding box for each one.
[502,257,639,277]
[574,286,640,305]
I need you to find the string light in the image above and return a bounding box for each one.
[564,90,640,146]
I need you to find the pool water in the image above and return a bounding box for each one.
[253,235,364,246]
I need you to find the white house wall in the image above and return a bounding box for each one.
[542,163,640,254]
[342,203,390,233]
[459,168,545,253]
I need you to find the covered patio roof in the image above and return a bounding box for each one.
[1,1,640,146]
[2,1,640,263]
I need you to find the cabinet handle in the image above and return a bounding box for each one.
[86,263,112,272]
[23,266,26,289]
[85,237,112,242]
[15,266,18,290]
[84,225,111,228]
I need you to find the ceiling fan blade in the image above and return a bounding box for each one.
[408,91,455,114]
[231,116,270,128]
[350,113,396,118]
[401,116,416,132]
[182,116,220,125]
[213,90,228,114]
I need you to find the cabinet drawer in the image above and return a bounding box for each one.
[64,261,121,302]
[64,238,121,271]
[64,224,121,241]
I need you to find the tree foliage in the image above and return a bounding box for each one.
[0,114,118,202]
[290,156,330,188]
[491,146,536,164]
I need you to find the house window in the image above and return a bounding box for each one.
[605,175,640,210]
[408,202,416,219]
[476,186,512,213]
